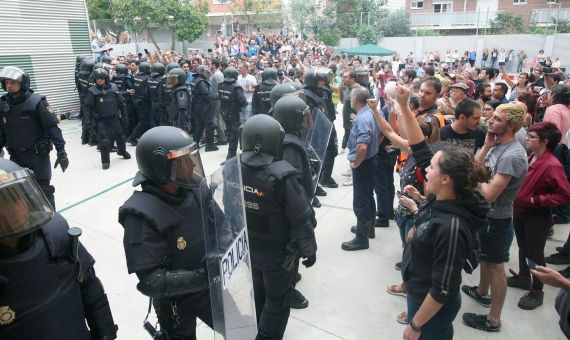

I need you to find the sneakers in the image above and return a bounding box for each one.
[545,252,570,265]
[290,289,309,309]
[507,269,531,290]
[320,177,338,188]
[518,290,543,310]
[342,179,353,186]
[341,168,352,177]
[462,313,501,332]
[461,285,491,308]
[315,186,327,197]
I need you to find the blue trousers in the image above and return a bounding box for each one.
[374,152,397,223]
[407,293,460,340]
[353,157,376,223]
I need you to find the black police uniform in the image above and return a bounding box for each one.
[147,73,164,128]
[241,159,316,339]
[78,67,97,145]
[0,213,118,339]
[252,81,276,116]
[218,82,247,159]
[0,92,66,208]
[111,73,132,134]
[119,181,213,339]
[190,76,214,147]
[84,82,129,167]
[304,86,338,184]
[282,134,314,201]
[167,85,192,133]
[128,71,150,142]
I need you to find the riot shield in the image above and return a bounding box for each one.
[305,107,333,195]
[201,156,257,340]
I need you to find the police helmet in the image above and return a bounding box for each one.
[115,63,128,76]
[80,59,95,74]
[101,55,113,64]
[139,61,152,75]
[151,62,166,77]
[93,68,110,83]
[240,115,285,168]
[261,67,278,85]
[0,158,54,240]
[304,67,333,88]
[223,67,239,83]
[166,68,187,88]
[133,126,204,188]
[76,55,88,66]
[93,62,105,72]
[195,64,211,79]
[166,62,181,73]
[0,66,31,92]
[269,83,303,108]
[355,67,370,87]
[273,96,312,134]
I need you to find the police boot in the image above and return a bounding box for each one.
[205,144,219,152]
[342,221,371,251]
[312,197,321,208]
[350,224,375,239]
[291,289,309,309]
[118,150,131,159]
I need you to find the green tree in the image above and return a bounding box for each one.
[315,26,341,46]
[378,10,411,37]
[112,0,209,50]
[489,12,524,35]
[289,0,319,36]
[324,0,388,38]
[230,0,284,36]
[86,0,112,20]
[357,26,378,44]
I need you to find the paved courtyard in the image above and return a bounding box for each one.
[48,118,568,339]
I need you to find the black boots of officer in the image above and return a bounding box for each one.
[100,141,131,170]
[350,211,377,239]
[342,220,371,251]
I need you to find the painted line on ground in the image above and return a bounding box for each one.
[57,176,134,214]
[289,315,347,340]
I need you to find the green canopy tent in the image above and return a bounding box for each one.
[339,44,395,57]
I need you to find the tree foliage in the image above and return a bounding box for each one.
[357,26,378,45]
[230,0,284,36]
[86,0,112,20]
[112,0,209,50]
[324,0,387,38]
[378,10,411,37]
[289,0,319,36]
[489,12,524,35]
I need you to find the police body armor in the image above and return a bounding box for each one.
[147,75,163,105]
[190,78,211,116]
[241,160,299,253]
[0,93,51,151]
[78,73,95,99]
[252,82,274,116]
[132,73,148,99]
[0,214,94,339]
[168,86,192,130]
[88,83,121,119]
[304,87,332,121]
[283,134,313,200]
[112,75,127,92]
[218,83,242,121]
[118,186,206,274]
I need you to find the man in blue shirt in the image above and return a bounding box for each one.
[342,86,381,251]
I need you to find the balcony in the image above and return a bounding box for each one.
[532,8,570,25]
[410,11,499,30]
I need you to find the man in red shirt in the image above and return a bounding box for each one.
[377,64,395,108]
[508,122,570,310]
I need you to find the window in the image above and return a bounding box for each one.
[547,0,559,4]
[513,0,527,4]
[433,2,452,13]
[411,1,424,9]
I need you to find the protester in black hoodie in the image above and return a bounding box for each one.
[392,85,490,340]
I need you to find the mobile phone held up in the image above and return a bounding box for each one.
[526,258,537,270]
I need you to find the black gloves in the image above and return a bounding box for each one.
[302,255,316,268]
[54,151,69,172]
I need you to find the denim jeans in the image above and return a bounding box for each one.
[407,292,461,340]
[353,157,376,223]
[374,152,397,224]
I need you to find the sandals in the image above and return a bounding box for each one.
[387,284,407,297]
[397,311,409,324]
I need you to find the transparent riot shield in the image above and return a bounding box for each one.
[305,108,333,195]
[201,156,257,340]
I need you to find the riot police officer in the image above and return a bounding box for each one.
[0,157,118,339]
[112,63,132,134]
[218,67,247,160]
[161,63,182,125]
[85,68,131,170]
[78,58,96,145]
[252,67,279,115]
[148,62,165,128]
[304,68,338,189]
[272,96,317,310]
[240,114,317,340]
[127,61,151,145]
[191,65,218,152]
[0,66,68,209]
[165,68,192,134]
[119,126,213,339]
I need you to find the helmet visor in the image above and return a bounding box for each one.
[300,106,314,130]
[166,73,181,88]
[167,144,205,188]
[0,169,54,239]
[0,66,25,83]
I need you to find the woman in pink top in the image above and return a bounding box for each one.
[543,84,570,145]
